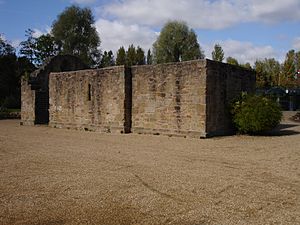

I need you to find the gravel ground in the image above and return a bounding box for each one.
[0,113,299,225]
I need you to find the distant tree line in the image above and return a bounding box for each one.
[0,37,35,108]
[1,5,300,109]
[211,43,300,88]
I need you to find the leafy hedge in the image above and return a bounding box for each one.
[230,93,282,134]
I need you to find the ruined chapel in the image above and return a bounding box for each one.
[21,55,255,138]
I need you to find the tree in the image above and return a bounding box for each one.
[19,29,38,63]
[20,29,60,65]
[281,50,297,87]
[0,38,35,108]
[0,36,15,56]
[226,57,239,66]
[296,51,300,71]
[116,46,126,66]
[254,58,280,88]
[153,21,204,64]
[212,44,224,62]
[136,46,145,65]
[0,39,16,106]
[100,50,115,68]
[35,34,60,64]
[241,62,252,69]
[51,5,101,67]
[147,49,153,65]
[126,44,136,66]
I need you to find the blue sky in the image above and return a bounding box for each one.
[1,0,300,65]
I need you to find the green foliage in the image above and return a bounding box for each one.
[147,49,153,65]
[254,58,280,88]
[230,94,282,134]
[20,30,60,65]
[51,5,101,67]
[126,44,136,66]
[226,57,239,66]
[116,45,146,66]
[0,36,15,56]
[281,50,298,87]
[116,46,126,66]
[0,38,35,108]
[153,20,204,64]
[100,50,115,68]
[241,62,252,69]
[212,44,224,62]
[136,46,145,65]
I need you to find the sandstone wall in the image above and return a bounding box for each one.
[49,66,127,133]
[131,60,207,137]
[20,78,35,125]
[23,58,255,138]
[205,60,256,136]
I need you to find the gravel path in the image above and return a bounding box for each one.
[0,115,299,225]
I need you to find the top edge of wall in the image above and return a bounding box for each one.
[49,65,126,75]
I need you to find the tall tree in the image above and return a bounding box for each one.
[296,51,300,72]
[153,21,204,64]
[254,58,280,88]
[281,50,296,87]
[116,46,126,66]
[0,36,15,56]
[34,34,60,64]
[136,46,145,65]
[0,38,35,108]
[0,38,16,106]
[211,44,224,62]
[226,57,239,66]
[51,5,101,67]
[147,49,153,65]
[19,29,36,63]
[20,29,60,65]
[100,50,115,68]
[126,44,136,66]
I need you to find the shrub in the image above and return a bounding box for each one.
[230,93,282,134]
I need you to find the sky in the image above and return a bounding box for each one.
[1,0,300,65]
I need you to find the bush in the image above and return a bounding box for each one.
[230,93,282,134]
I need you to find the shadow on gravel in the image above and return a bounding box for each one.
[258,123,300,136]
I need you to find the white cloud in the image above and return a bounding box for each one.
[203,39,277,65]
[11,39,21,48]
[32,29,44,38]
[100,0,300,30]
[31,27,51,38]
[293,37,300,50]
[95,19,157,53]
[0,35,20,49]
[0,34,6,41]
[250,0,300,23]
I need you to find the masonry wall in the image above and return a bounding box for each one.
[205,60,256,136]
[49,66,127,133]
[23,59,255,138]
[20,78,35,125]
[131,60,207,137]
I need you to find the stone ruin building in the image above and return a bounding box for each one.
[21,56,255,138]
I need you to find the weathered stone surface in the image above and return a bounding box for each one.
[49,66,127,133]
[21,55,87,125]
[21,58,255,138]
[131,60,207,137]
[21,78,35,125]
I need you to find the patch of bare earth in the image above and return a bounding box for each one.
[0,113,299,224]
